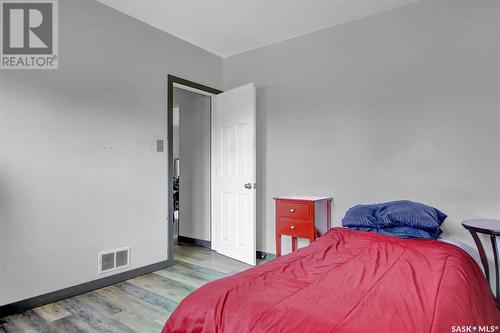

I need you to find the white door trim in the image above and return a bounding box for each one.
[173,82,217,98]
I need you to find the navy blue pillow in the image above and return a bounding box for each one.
[349,226,443,240]
[342,200,447,232]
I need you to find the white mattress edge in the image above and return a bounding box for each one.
[438,237,484,274]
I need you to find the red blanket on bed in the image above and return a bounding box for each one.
[163,228,499,333]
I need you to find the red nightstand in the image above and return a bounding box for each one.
[274,196,333,256]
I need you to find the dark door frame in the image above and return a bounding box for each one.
[167,75,222,266]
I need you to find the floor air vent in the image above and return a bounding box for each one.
[98,247,130,274]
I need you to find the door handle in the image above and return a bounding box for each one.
[244,183,252,189]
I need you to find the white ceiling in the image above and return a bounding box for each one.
[97,0,418,57]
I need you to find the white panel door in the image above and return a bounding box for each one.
[212,83,256,265]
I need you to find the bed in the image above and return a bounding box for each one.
[163,227,499,333]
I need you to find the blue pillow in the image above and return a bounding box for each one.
[349,226,443,239]
[342,200,447,231]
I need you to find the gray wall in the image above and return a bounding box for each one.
[0,0,222,305]
[173,88,211,241]
[224,0,500,255]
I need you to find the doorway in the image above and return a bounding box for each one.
[167,75,222,265]
[172,88,211,247]
[167,75,257,266]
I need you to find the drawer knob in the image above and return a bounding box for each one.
[289,209,296,213]
[290,225,296,230]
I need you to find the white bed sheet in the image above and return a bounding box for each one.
[439,236,483,274]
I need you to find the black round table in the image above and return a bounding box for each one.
[462,219,500,308]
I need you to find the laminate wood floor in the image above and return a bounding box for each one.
[0,245,266,333]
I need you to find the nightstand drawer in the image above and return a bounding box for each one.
[276,201,310,220]
[277,219,310,238]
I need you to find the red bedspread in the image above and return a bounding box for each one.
[163,228,499,333]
